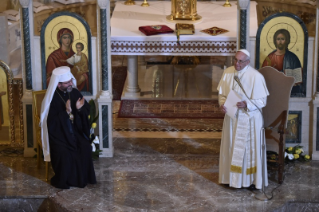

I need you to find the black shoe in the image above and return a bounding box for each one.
[248,184,256,190]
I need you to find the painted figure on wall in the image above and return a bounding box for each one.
[46,28,88,91]
[46,28,75,85]
[262,29,302,84]
[0,91,6,130]
[60,42,89,91]
[256,12,308,97]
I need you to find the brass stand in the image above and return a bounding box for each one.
[167,0,202,22]
[124,0,135,5]
[141,0,149,7]
[223,0,231,7]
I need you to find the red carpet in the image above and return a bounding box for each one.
[112,67,127,100]
[118,100,225,118]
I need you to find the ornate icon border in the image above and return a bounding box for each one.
[40,11,93,96]
[255,12,308,97]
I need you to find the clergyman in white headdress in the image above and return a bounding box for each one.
[40,66,96,189]
[217,49,269,189]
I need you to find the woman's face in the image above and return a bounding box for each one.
[61,34,71,47]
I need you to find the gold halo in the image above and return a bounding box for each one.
[51,21,81,49]
[266,23,298,51]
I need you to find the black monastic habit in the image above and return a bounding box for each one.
[47,88,96,189]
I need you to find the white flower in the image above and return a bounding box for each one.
[287,153,294,160]
[285,152,287,158]
[300,148,304,153]
[91,143,96,152]
[93,136,99,144]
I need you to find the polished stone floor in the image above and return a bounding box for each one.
[1,109,319,211]
[1,56,319,211]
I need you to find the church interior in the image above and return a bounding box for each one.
[1,0,319,211]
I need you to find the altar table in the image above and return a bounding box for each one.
[110,1,258,98]
[111,1,258,56]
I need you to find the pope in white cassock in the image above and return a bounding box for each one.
[217,49,269,189]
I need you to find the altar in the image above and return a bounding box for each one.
[111,1,258,98]
[111,1,257,56]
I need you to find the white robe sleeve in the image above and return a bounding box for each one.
[246,97,267,112]
[218,94,227,106]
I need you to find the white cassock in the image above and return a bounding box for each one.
[217,65,269,189]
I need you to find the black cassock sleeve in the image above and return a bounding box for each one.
[47,89,91,151]
[72,91,91,142]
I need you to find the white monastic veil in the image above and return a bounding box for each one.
[40,66,76,162]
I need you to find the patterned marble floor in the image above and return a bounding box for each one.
[0,135,319,212]
[1,56,318,211]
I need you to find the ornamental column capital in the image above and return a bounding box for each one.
[98,0,108,9]
[238,0,249,10]
[19,0,30,8]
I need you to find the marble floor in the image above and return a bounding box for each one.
[1,102,319,211]
[1,56,319,211]
[0,129,319,212]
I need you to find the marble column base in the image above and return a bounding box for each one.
[312,99,319,160]
[124,55,141,98]
[21,90,34,157]
[122,89,141,98]
[97,95,113,157]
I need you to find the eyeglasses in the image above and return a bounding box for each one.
[234,58,248,64]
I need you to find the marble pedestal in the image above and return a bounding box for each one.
[97,92,113,157]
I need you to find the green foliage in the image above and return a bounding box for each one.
[92,149,102,161]
[88,100,102,160]
[89,99,99,126]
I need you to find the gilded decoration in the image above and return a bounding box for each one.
[200,27,229,36]
[256,0,316,36]
[286,112,301,143]
[167,0,201,22]
[10,0,20,10]
[42,13,92,94]
[34,0,97,36]
[256,12,308,97]
[0,61,14,146]
[258,16,305,69]
[44,16,88,63]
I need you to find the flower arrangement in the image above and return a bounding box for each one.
[285,145,311,162]
[88,99,102,160]
[89,99,99,138]
[267,145,311,166]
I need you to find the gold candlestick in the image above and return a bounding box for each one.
[141,0,149,7]
[223,0,231,7]
[124,0,135,5]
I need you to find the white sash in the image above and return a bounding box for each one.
[230,109,256,187]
